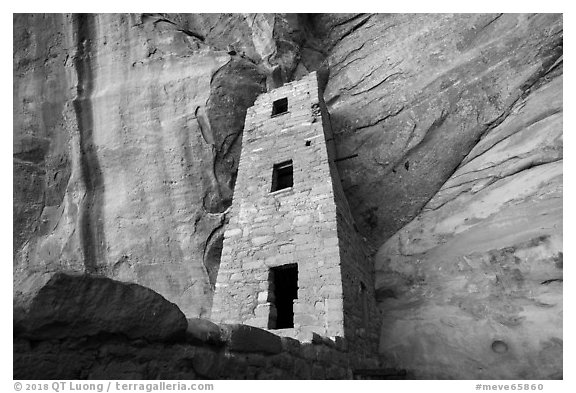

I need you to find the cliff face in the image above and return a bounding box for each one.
[321,13,563,379]
[13,13,562,379]
[14,14,267,317]
[374,75,562,379]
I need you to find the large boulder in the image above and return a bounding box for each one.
[186,317,225,345]
[17,272,188,341]
[221,324,283,354]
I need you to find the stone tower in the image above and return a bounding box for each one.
[211,71,379,355]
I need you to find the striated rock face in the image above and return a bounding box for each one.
[13,14,268,317]
[320,14,563,378]
[323,13,562,244]
[374,62,562,380]
[14,13,562,379]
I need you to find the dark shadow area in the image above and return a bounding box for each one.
[271,97,288,116]
[270,160,293,192]
[72,13,106,272]
[269,264,298,329]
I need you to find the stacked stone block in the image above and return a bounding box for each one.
[319,86,381,357]
[14,319,384,379]
[211,71,379,354]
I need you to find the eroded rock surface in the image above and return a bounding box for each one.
[14,13,562,379]
[319,15,563,377]
[374,72,562,379]
[324,13,562,244]
[13,14,269,317]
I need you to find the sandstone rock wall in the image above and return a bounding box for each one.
[318,13,562,379]
[374,74,563,379]
[323,13,562,244]
[13,14,268,317]
[13,13,562,379]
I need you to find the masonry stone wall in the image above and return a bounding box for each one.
[14,274,387,379]
[211,72,380,355]
[319,94,381,356]
[14,319,385,380]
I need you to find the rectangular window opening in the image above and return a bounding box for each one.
[271,160,293,192]
[268,264,298,329]
[271,97,288,117]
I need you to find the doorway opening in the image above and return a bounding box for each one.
[268,264,298,329]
